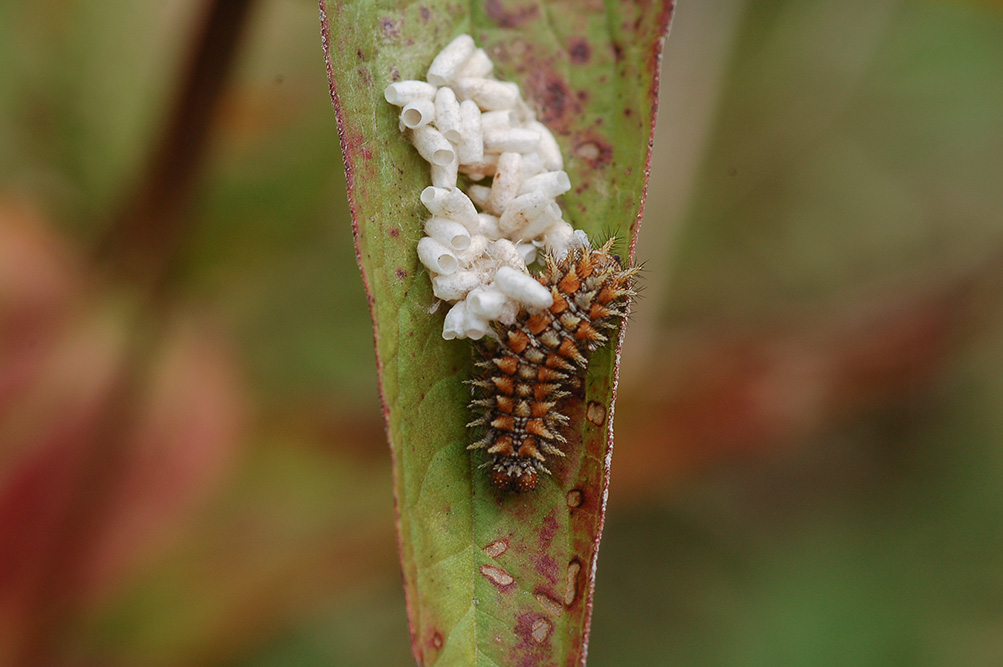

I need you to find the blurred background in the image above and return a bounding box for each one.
[1,0,1001,664]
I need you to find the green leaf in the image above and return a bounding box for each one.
[320,1,672,664]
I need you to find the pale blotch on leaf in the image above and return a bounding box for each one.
[535,591,563,616]
[531,617,553,644]
[574,142,601,161]
[484,539,509,559]
[564,559,582,606]
[586,401,607,425]
[479,563,515,587]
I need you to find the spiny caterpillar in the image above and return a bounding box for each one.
[468,240,637,493]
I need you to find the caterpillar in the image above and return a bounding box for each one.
[467,239,637,492]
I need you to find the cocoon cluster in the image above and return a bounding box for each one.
[385,34,590,340]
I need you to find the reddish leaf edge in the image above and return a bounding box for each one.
[319,2,677,663]
[318,0,416,653]
[578,4,676,665]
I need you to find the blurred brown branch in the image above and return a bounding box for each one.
[94,0,258,295]
[1,2,257,665]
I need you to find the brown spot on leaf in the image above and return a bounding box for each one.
[586,401,606,425]
[569,38,591,64]
[534,590,563,616]
[357,64,372,85]
[388,228,400,237]
[420,5,430,21]
[380,17,401,38]
[531,617,552,644]
[541,79,569,124]
[576,142,600,161]
[514,613,553,660]
[564,558,582,606]
[484,538,509,558]
[525,71,573,125]
[573,137,612,168]
[566,489,583,508]
[395,268,407,280]
[485,0,539,27]
[480,563,515,589]
[431,631,444,649]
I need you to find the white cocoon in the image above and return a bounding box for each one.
[433,87,462,143]
[454,78,520,110]
[515,242,538,265]
[490,152,522,213]
[520,152,545,178]
[432,270,481,301]
[543,221,575,257]
[483,128,541,154]
[480,110,512,133]
[529,120,563,170]
[427,34,475,86]
[511,97,537,125]
[478,213,502,239]
[513,202,561,241]
[568,229,591,251]
[443,301,469,340]
[497,299,520,326]
[463,311,490,340]
[420,186,479,231]
[400,98,435,129]
[549,225,590,260]
[430,150,459,188]
[498,191,551,233]
[412,126,455,166]
[494,266,553,309]
[456,100,484,164]
[456,48,493,79]
[424,217,471,251]
[458,157,498,180]
[466,286,509,320]
[519,171,571,198]
[384,80,437,106]
[418,237,458,275]
[456,233,488,265]
[466,184,492,211]
[492,238,527,271]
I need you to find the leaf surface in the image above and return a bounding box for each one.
[320,1,673,664]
